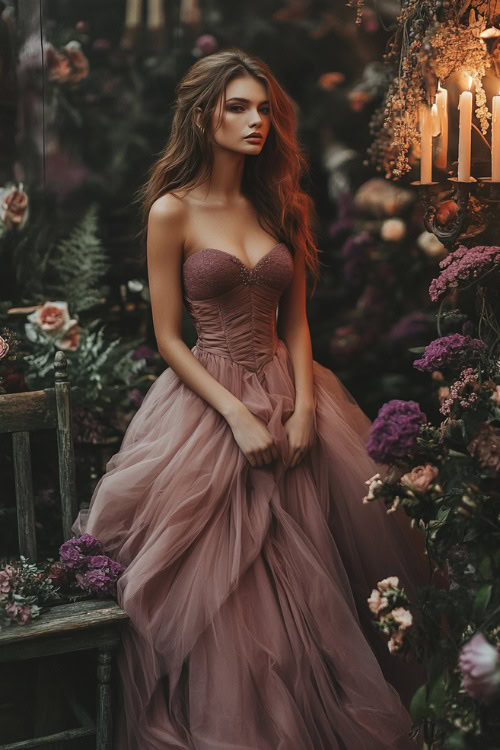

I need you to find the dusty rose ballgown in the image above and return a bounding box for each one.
[73,242,429,750]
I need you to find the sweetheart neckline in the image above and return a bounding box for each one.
[182,243,286,272]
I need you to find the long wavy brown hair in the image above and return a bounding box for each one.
[136,48,321,293]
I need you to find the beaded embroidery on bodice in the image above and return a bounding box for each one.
[182,243,294,373]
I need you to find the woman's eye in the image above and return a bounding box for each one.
[229,105,244,112]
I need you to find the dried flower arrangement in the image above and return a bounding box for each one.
[347,0,500,179]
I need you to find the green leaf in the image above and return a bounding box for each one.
[443,731,467,750]
[473,584,492,621]
[479,556,492,579]
[429,674,447,712]
[409,684,428,722]
[408,346,426,354]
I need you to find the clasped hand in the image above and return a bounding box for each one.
[228,404,315,470]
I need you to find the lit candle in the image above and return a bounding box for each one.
[435,82,448,170]
[148,0,165,28]
[125,0,142,26]
[419,103,433,184]
[458,77,473,182]
[492,93,500,182]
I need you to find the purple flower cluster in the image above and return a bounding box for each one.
[413,334,487,373]
[59,535,124,598]
[341,231,373,286]
[429,245,500,302]
[75,555,124,598]
[367,400,427,464]
[59,534,104,569]
[388,312,433,345]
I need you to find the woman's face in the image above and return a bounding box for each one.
[209,75,271,155]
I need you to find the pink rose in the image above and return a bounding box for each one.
[26,301,78,339]
[459,633,500,704]
[0,336,9,359]
[400,465,439,494]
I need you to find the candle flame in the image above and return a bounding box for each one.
[467,75,472,90]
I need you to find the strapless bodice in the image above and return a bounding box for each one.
[182,243,294,373]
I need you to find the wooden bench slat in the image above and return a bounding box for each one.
[0,390,56,434]
[13,431,37,561]
[0,600,129,646]
[0,725,95,750]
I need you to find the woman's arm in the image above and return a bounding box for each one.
[276,248,314,415]
[147,194,245,423]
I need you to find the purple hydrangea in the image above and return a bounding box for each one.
[367,400,427,464]
[388,312,433,345]
[429,245,500,302]
[59,534,104,570]
[75,555,124,598]
[341,231,373,285]
[413,334,487,373]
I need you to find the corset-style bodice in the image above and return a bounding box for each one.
[182,243,294,373]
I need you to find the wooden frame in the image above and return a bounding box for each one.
[0,352,129,750]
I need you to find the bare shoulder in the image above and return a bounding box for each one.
[148,192,188,226]
[147,193,189,266]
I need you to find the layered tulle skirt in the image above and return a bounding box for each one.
[73,339,429,749]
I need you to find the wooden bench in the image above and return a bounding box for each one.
[0,351,129,750]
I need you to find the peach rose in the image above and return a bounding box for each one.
[367,589,388,615]
[377,576,399,592]
[400,465,439,494]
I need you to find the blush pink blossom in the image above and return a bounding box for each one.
[377,576,400,592]
[400,465,439,493]
[458,632,500,704]
[391,607,413,630]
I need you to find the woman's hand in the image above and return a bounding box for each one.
[283,407,315,470]
[227,404,280,468]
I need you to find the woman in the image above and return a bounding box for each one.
[74,48,429,749]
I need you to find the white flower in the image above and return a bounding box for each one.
[381,218,406,242]
[417,231,447,258]
[391,607,413,630]
[362,473,383,503]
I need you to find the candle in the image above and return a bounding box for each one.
[148,0,165,28]
[419,103,433,184]
[435,83,448,170]
[125,0,142,26]
[458,78,473,182]
[492,94,500,182]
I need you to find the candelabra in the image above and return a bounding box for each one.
[412,176,500,249]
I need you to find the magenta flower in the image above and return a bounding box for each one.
[367,400,427,464]
[458,633,500,704]
[413,334,487,373]
[429,245,500,302]
[59,534,104,570]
